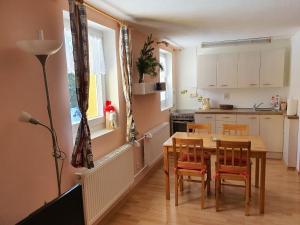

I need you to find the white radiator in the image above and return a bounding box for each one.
[76,144,134,225]
[144,122,170,166]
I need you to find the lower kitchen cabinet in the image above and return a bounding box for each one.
[259,115,284,159]
[236,115,259,135]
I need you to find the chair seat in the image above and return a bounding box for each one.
[216,165,248,178]
[177,161,207,172]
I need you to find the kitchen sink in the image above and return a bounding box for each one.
[254,108,275,111]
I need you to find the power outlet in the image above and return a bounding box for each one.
[224,93,230,100]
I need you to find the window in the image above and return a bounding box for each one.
[160,49,173,110]
[63,11,119,139]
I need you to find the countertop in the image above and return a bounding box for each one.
[195,108,284,115]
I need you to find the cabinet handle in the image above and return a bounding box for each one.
[205,116,213,119]
[223,117,230,119]
[221,84,228,87]
[209,84,215,87]
[263,83,271,86]
[264,117,272,120]
[249,84,257,86]
[249,117,257,119]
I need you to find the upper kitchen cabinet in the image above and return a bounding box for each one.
[260,48,285,87]
[217,53,238,88]
[237,51,260,88]
[197,54,217,88]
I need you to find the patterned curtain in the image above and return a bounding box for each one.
[68,0,94,169]
[119,25,137,143]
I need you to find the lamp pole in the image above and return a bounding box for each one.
[36,54,62,196]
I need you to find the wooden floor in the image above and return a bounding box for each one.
[104,159,300,225]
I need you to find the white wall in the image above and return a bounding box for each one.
[175,39,290,110]
[289,31,300,171]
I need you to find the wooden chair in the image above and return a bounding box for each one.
[215,140,251,215]
[173,138,210,208]
[186,123,212,194]
[223,124,249,136]
[222,123,252,193]
[187,123,211,134]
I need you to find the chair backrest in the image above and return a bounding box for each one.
[187,123,211,134]
[216,140,251,172]
[223,124,249,136]
[172,138,205,169]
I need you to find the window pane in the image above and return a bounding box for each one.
[63,19,106,124]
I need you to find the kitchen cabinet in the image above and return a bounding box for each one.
[236,115,259,135]
[237,51,260,88]
[260,48,285,87]
[217,53,238,88]
[194,114,216,133]
[259,115,284,159]
[283,117,299,168]
[197,54,217,88]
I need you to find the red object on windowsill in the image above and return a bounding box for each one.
[104,100,115,112]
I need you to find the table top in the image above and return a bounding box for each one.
[163,132,267,153]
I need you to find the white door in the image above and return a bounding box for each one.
[260,48,285,87]
[259,115,284,154]
[236,115,259,135]
[217,53,238,88]
[237,51,260,88]
[197,54,217,88]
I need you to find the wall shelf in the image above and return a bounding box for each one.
[132,82,166,95]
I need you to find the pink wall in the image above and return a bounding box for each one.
[0,1,170,224]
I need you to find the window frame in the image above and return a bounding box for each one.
[159,49,173,111]
[63,12,108,140]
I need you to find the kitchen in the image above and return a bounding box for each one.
[171,37,300,169]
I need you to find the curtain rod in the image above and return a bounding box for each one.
[82,1,126,26]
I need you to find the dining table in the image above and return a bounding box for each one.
[162,132,267,214]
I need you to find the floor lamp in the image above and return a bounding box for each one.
[17,30,65,196]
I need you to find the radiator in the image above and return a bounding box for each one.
[76,144,134,225]
[144,122,170,166]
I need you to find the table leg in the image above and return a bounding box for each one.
[163,147,170,200]
[255,157,259,188]
[259,153,266,214]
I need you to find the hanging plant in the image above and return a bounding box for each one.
[136,34,163,83]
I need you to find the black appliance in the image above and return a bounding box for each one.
[170,110,195,134]
[16,184,85,225]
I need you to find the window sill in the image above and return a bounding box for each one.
[161,106,173,112]
[91,127,119,140]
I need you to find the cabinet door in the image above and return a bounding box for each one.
[260,48,285,87]
[197,54,217,88]
[259,115,284,153]
[236,115,259,135]
[194,114,216,133]
[217,53,238,88]
[237,51,260,88]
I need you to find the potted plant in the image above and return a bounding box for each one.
[136,34,163,83]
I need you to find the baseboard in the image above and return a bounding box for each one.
[94,157,163,225]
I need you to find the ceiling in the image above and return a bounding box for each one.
[88,0,300,47]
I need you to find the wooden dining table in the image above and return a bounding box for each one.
[163,132,267,214]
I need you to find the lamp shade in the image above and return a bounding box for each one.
[16,40,62,55]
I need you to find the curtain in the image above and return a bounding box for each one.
[68,0,94,169]
[119,25,137,143]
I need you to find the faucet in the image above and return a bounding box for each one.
[253,102,263,109]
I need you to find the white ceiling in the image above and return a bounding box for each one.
[88,0,300,47]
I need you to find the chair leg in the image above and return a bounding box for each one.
[215,177,220,211]
[207,159,211,195]
[201,175,205,209]
[179,176,184,192]
[245,178,250,216]
[249,164,252,199]
[175,173,178,206]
